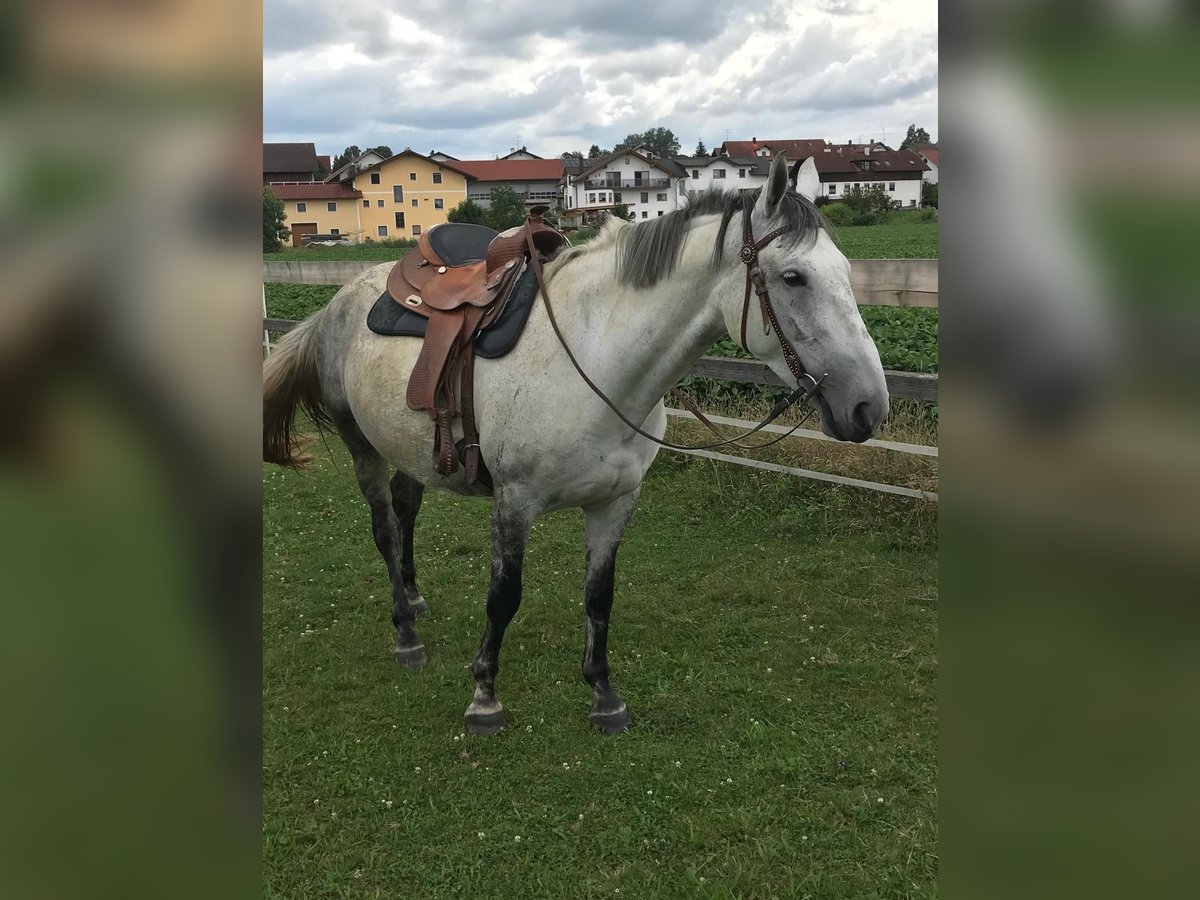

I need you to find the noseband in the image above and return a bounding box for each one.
[528,210,826,453]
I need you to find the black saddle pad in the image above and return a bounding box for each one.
[427,223,497,266]
[366,260,538,360]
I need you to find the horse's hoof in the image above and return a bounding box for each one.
[464,708,506,736]
[409,597,430,618]
[589,704,630,736]
[393,643,427,669]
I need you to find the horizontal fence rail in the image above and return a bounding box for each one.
[263,258,939,309]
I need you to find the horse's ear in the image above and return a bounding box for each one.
[791,156,819,201]
[756,152,789,219]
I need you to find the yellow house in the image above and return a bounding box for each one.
[268,182,364,245]
[336,149,474,241]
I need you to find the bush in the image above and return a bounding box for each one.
[570,226,599,245]
[822,202,853,227]
[263,187,289,252]
[922,181,938,209]
[447,199,486,225]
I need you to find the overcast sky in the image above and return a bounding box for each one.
[263,0,937,160]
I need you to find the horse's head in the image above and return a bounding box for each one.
[715,153,889,443]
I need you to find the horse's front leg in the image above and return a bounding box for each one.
[581,489,640,735]
[464,492,535,736]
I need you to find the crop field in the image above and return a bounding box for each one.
[263,217,939,897]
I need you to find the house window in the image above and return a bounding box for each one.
[624,158,630,165]
[434,198,443,209]
[377,225,388,237]
[656,193,667,201]
[395,212,405,229]
[327,201,337,211]
[370,173,380,184]
[888,182,896,191]
[640,192,648,203]
[641,211,648,219]
[330,228,339,235]
[692,169,699,178]
[393,186,404,202]
[409,172,416,181]
[829,184,837,194]
[377,199,384,207]
[588,193,595,203]
[712,169,726,179]
[909,199,916,208]
[412,224,422,236]
[657,211,664,217]
[411,199,418,207]
[614,192,622,202]
[432,172,443,184]
[858,161,870,172]
[363,199,370,208]
[296,202,307,212]
[738,169,746,178]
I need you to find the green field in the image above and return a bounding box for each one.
[264,442,938,898]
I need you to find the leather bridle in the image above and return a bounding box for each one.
[527,206,826,452]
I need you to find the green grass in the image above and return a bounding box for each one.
[831,222,939,259]
[264,443,937,899]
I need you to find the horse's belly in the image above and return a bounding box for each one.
[342,330,490,496]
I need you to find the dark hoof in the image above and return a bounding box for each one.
[393,643,427,669]
[465,709,506,736]
[409,597,430,618]
[589,704,630,735]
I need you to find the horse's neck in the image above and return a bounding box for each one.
[550,220,729,421]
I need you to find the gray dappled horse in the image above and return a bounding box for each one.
[263,154,888,734]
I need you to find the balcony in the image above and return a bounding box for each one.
[584,177,671,190]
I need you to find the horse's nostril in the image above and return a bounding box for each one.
[852,400,879,435]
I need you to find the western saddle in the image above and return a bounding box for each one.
[384,207,566,487]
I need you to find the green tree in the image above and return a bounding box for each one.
[900,124,931,150]
[610,202,631,222]
[921,181,938,209]
[695,139,707,156]
[263,186,289,252]
[484,185,528,231]
[588,144,604,158]
[447,198,487,225]
[640,126,680,157]
[613,133,642,153]
[331,145,362,172]
[370,145,393,159]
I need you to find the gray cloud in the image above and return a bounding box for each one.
[264,0,937,158]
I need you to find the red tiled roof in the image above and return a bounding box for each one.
[267,182,362,200]
[719,138,830,159]
[452,158,565,181]
[916,147,938,165]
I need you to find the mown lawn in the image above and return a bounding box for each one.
[264,441,938,899]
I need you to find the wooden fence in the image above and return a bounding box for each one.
[263,258,938,402]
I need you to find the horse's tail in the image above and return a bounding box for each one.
[263,308,333,468]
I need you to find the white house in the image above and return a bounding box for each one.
[561,147,688,225]
[914,146,938,185]
[675,155,769,195]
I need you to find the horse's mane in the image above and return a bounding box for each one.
[546,186,827,289]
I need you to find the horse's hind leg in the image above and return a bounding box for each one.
[464,492,535,735]
[581,489,640,735]
[389,471,428,617]
[340,439,426,669]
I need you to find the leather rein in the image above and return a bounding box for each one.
[525,209,826,453]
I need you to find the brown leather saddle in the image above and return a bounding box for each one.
[385,207,566,486]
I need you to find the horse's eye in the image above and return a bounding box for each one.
[782,270,807,287]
